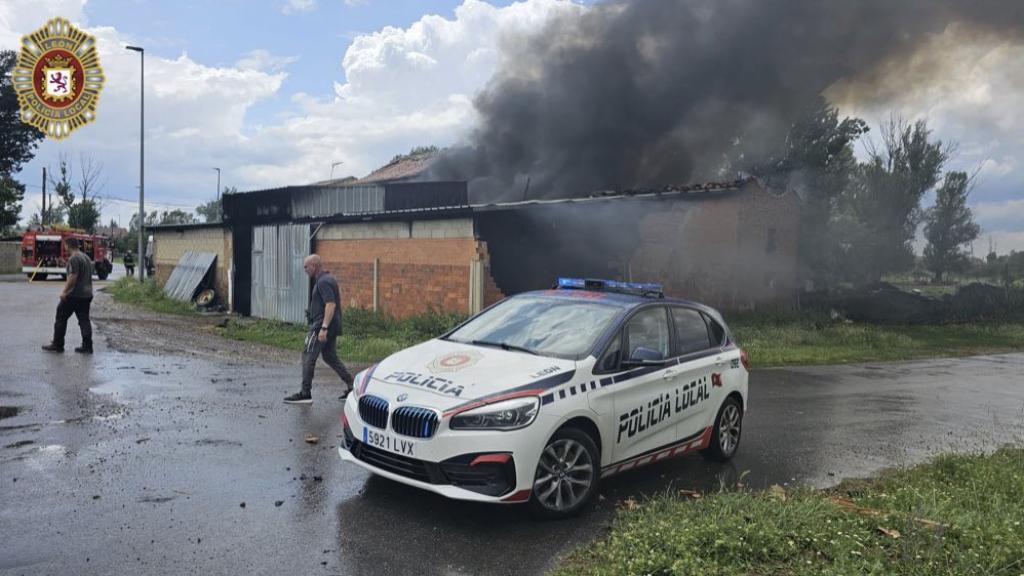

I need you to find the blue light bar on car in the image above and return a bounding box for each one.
[556,277,664,298]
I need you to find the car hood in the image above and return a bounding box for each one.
[360,339,577,412]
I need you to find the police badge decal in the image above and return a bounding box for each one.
[13,18,105,140]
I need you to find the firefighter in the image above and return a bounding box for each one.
[123,250,135,277]
[42,238,94,354]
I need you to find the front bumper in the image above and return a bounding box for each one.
[338,397,546,503]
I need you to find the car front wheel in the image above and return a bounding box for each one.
[528,427,599,519]
[702,396,743,462]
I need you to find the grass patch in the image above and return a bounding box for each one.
[728,311,1024,367]
[106,279,1023,367]
[217,307,466,364]
[105,277,196,316]
[554,446,1024,576]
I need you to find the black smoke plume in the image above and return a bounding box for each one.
[430,0,1024,202]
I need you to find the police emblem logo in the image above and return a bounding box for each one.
[13,17,105,140]
[427,350,483,374]
[396,393,409,402]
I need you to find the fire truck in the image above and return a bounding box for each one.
[21,227,114,281]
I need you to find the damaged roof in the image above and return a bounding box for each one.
[354,150,439,184]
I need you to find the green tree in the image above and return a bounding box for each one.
[923,171,980,283]
[841,118,951,283]
[0,174,25,235]
[1,49,45,233]
[156,209,196,225]
[196,186,234,222]
[751,97,868,289]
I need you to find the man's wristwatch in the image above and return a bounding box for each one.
[319,326,328,331]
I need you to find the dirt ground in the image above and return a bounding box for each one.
[92,289,304,366]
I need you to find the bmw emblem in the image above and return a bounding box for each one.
[396,393,408,402]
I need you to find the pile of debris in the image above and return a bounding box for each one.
[835,282,1024,325]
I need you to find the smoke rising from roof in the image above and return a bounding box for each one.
[430,0,1024,202]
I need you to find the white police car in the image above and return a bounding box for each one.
[338,278,748,518]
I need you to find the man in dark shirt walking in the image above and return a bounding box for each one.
[42,238,94,354]
[285,254,354,404]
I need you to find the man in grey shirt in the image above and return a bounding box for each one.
[285,254,354,404]
[42,238,94,354]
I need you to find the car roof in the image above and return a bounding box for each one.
[520,288,720,315]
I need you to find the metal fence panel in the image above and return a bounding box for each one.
[163,251,217,302]
[251,224,310,323]
[291,185,385,219]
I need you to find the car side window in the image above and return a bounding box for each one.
[704,313,726,347]
[671,307,712,355]
[625,308,670,361]
[598,334,622,372]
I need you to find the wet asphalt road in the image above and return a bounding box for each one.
[1,275,1022,576]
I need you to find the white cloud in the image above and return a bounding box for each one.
[236,49,299,73]
[344,0,368,6]
[984,230,1024,255]
[281,0,317,15]
[7,0,588,226]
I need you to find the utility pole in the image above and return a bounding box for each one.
[126,45,145,281]
[41,167,46,227]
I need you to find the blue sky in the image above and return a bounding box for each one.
[3,0,1021,253]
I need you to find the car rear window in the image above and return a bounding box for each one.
[671,307,712,355]
[445,295,621,360]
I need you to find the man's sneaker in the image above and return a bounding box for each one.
[284,392,312,404]
[41,343,64,353]
[74,345,93,354]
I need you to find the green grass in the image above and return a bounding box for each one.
[728,311,1024,367]
[105,277,196,315]
[216,307,466,363]
[553,446,1024,576]
[106,278,1024,366]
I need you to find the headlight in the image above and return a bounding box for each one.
[450,397,540,431]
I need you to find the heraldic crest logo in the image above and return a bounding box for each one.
[13,17,105,140]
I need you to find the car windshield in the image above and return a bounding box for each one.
[444,295,622,360]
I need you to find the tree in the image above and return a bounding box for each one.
[156,210,197,225]
[196,186,234,222]
[841,118,951,283]
[1,50,45,233]
[0,174,24,235]
[923,171,980,283]
[750,97,868,289]
[45,154,104,233]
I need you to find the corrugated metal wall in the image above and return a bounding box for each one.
[251,224,311,323]
[291,185,385,219]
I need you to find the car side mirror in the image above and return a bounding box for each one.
[622,346,665,367]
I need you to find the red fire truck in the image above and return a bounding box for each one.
[21,227,114,281]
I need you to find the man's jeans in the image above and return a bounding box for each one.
[53,296,92,348]
[301,326,353,395]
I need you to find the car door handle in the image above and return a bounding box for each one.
[662,369,677,380]
[714,356,728,367]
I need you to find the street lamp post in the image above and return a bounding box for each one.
[126,45,144,281]
[330,161,343,181]
[213,166,221,205]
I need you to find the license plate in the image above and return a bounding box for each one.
[363,427,416,457]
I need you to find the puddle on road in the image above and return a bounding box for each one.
[0,406,20,419]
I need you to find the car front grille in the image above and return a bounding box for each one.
[358,395,389,429]
[391,406,439,438]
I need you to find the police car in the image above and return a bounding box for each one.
[337,278,748,518]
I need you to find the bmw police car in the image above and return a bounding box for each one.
[338,278,748,518]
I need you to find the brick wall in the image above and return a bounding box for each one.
[627,183,799,309]
[315,218,503,318]
[0,242,19,274]
[152,227,232,307]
